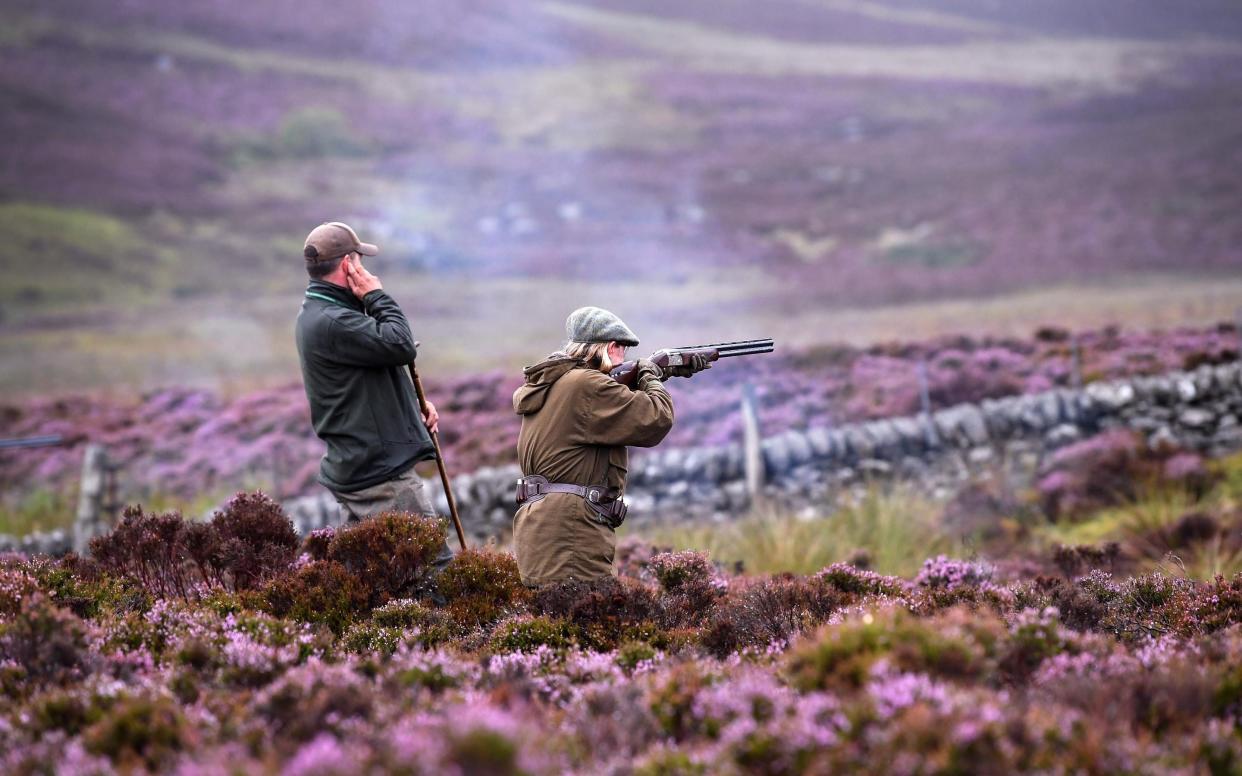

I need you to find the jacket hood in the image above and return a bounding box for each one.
[513,355,582,415]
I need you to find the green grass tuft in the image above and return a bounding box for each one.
[633,486,958,577]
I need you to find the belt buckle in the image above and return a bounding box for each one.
[586,487,601,504]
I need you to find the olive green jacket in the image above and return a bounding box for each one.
[512,356,674,585]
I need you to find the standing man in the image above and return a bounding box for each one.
[511,306,708,586]
[294,221,453,572]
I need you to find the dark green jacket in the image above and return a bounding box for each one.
[295,280,435,493]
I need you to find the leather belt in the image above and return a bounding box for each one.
[516,474,628,529]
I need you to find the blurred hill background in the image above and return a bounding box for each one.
[2,0,1241,395]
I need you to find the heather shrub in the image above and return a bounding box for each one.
[90,506,195,600]
[533,576,660,651]
[0,593,94,693]
[1195,573,1242,633]
[489,615,579,654]
[83,695,190,770]
[303,526,336,561]
[363,597,462,648]
[437,548,530,627]
[649,550,724,627]
[650,550,716,593]
[261,560,368,635]
[1052,542,1122,578]
[815,563,905,597]
[255,663,375,747]
[28,687,110,737]
[341,622,402,656]
[31,554,146,620]
[89,492,299,600]
[615,640,659,671]
[785,607,999,692]
[209,491,299,590]
[0,565,38,617]
[370,598,434,629]
[998,607,1071,682]
[914,556,994,589]
[327,512,446,606]
[1036,431,1209,521]
[700,574,843,657]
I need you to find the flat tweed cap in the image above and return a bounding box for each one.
[565,306,640,346]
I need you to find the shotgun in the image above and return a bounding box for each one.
[609,338,775,388]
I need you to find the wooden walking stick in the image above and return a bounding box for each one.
[407,361,467,550]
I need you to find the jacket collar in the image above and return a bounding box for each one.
[305,279,363,312]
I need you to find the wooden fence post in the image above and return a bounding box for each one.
[741,384,764,507]
[74,445,108,554]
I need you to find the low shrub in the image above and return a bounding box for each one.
[261,560,368,635]
[83,695,190,770]
[700,574,843,657]
[616,640,659,672]
[437,548,530,627]
[302,527,336,562]
[0,593,94,693]
[0,565,38,617]
[489,615,578,654]
[341,623,403,656]
[89,492,299,600]
[785,607,1000,692]
[534,577,660,651]
[90,507,194,600]
[209,491,299,590]
[370,598,434,629]
[327,512,446,606]
[815,563,905,597]
[649,550,724,627]
[255,664,375,748]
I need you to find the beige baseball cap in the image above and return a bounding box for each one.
[302,222,378,262]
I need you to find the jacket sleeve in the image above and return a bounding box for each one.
[327,290,418,367]
[576,368,674,448]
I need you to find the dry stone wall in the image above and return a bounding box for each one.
[6,361,1242,552]
[282,360,1242,541]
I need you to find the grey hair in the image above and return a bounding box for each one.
[564,340,624,371]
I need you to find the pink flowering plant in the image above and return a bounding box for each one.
[1,507,1242,772]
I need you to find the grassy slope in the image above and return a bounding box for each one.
[1,0,1241,392]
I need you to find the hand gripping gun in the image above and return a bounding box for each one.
[608,338,775,388]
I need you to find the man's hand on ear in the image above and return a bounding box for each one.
[344,255,383,299]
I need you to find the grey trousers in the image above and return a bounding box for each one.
[331,466,454,574]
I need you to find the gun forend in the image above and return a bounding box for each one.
[609,338,775,387]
